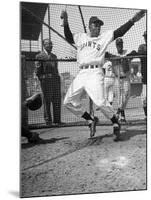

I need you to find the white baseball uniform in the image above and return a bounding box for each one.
[113,49,131,110]
[64,30,116,119]
[103,61,115,104]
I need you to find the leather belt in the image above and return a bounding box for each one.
[80,65,99,69]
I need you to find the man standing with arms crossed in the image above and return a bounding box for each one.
[61,9,145,141]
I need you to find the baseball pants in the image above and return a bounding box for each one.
[141,84,147,107]
[64,68,115,119]
[104,77,115,104]
[114,77,130,110]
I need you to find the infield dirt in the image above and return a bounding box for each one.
[21,124,147,197]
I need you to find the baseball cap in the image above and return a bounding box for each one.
[89,16,104,26]
[116,38,123,45]
[143,31,147,36]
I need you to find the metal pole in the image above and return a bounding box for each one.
[22,5,76,50]
[48,5,51,41]
[41,25,43,51]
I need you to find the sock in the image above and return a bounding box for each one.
[111,115,119,125]
[143,106,147,117]
[81,112,94,121]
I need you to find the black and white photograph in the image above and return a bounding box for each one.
[19,1,148,198]
[1,0,151,199]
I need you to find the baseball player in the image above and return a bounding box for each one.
[138,31,147,120]
[112,38,132,122]
[61,10,145,141]
[103,61,115,106]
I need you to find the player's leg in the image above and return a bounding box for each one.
[85,70,121,141]
[120,78,130,122]
[108,78,115,105]
[64,73,99,137]
[63,71,94,120]
[40,79,52,125]
[63,73,85,117]
[104,78,108,101]
[52,76,62,124]
[141,84,147,119]
[114,78,121,117]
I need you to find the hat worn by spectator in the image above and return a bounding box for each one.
[89,16,104,26]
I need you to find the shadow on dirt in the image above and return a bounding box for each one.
[21,137,69,149]
[22,127,146,171]
[119,128,146,142]
[89,128,146,144]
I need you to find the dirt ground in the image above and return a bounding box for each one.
[21,123,147,198]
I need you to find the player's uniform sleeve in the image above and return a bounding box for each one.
[64,24,74,44]
[73,32,85,46]
[113,20,134,40]
[100,30,114,50]
[104,30,114,44]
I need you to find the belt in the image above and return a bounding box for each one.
[80,65,99,69]
[105,76,115,78]
[120,76,126,79]
[39,73,52,79]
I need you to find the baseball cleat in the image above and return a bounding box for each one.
[89,117,99,138]
[113,123,121,142]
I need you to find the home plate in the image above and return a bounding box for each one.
[97,156,129,171]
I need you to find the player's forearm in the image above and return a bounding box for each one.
[113,20,134,40]
[64,23,74,44]
[105,51,116,58]
[113,10,145,40]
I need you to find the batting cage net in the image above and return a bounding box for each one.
[21,2,147,129]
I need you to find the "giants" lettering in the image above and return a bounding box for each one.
[80,41,101,51]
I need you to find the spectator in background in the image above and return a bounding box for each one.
[136,70,142,82]
[106,38,136,122]
[35,39,61,125]
[22,97,43,144]
[21,55,43,144]
[130,67,135,82]
[138,30,147,119]
[130,67,138,82]
[103,60,116,106]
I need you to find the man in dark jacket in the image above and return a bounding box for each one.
[35,39,61,125]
